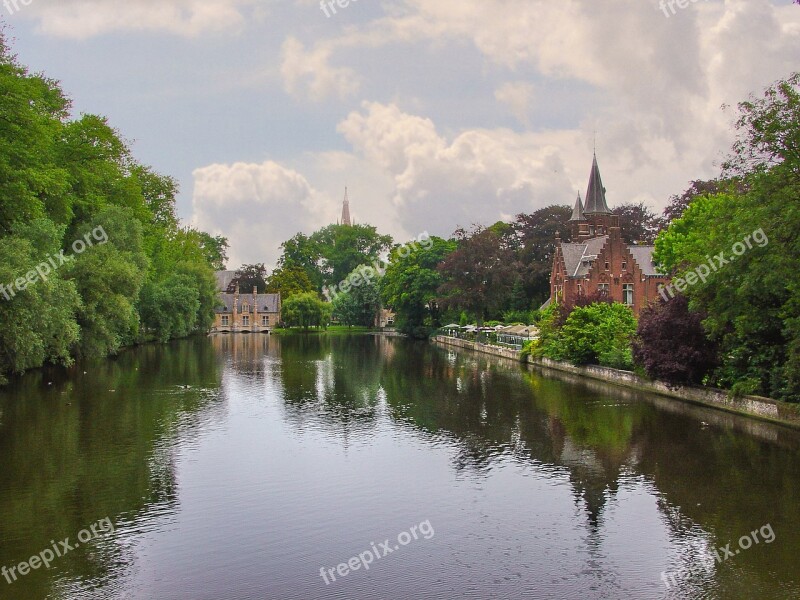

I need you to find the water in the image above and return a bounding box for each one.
[0,334,798,600]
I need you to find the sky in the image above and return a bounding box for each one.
[3,0,799,268]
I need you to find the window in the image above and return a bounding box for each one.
[604,262,610,270]
[242,315,250,326]
[261,316,269,327]
[221,315,229,326]
[242,302,250,313]
[598,283,609,292]
[622,262,627,271]
[623,284,634,306]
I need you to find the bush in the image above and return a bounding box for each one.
[633,294,717,386]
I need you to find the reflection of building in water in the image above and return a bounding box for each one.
[212,272,281,333]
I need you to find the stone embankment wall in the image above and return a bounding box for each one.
[431,335,800,430]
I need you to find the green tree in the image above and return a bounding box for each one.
[310,224,393,289]
[331,265,382,327]
[233,263,268,294]
[281,292,331,329]
[266,265,316,299]
[381,236,456,337]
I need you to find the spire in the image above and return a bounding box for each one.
[569,192,585,221]
[341,187,352,226]
[584,153,611,215]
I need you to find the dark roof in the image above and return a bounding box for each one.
[584,154,611,215]
[627,245,660,276]
[569,192,585,221]
[215,270,237,292]
[216,293,281,313]
[560,236,609,278]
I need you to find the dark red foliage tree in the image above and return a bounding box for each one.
[633,294,718,386]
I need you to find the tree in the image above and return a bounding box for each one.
[310,224,393,289]
[233,263,268,294]
[382,236,456,337]
[331,265,382,327]
[265,265,316,299]
[512,205,572,306]
[281,292,331,329]
[546,302,637,369]
[197,232,229,271]
[633,295,717,386]
[437,226,517,328]
[612,202,667,244]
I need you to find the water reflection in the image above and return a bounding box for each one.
[0,334,798,599]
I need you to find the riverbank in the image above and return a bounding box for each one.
[431,335,800,430]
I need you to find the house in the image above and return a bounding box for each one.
[545,154,669,316]
[212,271,281,333]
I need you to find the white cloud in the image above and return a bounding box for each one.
[495,81,535,126]
[280,36,361,101]
[23,0,252,39]
[190,161,333,268]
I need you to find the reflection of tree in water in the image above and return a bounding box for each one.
[0,337,225,599]
[276,335,387,439]
[380,340,647,529]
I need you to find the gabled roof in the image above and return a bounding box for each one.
[216,293,281,313]
[559,236,609,278]
[584,154,611,215]
[627,245,661,276]
[569,192,585,221]
[215,270,237,292]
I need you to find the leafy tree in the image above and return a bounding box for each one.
[233,263,268,294]
[381,236,456,337]
[281,292,331,329]
[265,265,316,299]
[310,224,393,289]
[138,274,201,342]
[331,265,381,327]
[612,202,667,244]
[633,295,717,385]
[437,226,517,328]
[0,219,81,381]
[547,302,637,369]
[66,206,148,358]
[197,232,229,271]
[512,205,572,306]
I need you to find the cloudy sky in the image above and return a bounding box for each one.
[4,0,799,267]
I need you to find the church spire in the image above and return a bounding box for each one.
[341,187,352,226]
[569,192,585,221]
[584,153,611,215]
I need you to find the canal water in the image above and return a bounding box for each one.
[0,334,798,600]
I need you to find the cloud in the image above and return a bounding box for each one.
[280,36,361,101]
[190,161,333,268]
[22,0,252,39]
[495,81,535,126]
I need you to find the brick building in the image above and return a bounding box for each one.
[212,271,281,333]
[546,154,669,316]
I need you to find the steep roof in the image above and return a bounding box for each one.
[559,236,609,278]
[584,154,611,215]
[215,270,237,292]
[627,245,661,276]
[569,192,585,221]
[216,293,281,313]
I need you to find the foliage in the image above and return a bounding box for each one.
[437,226,518,328]
[331,265,382,327]
[632,295,717,385]
[612,202,667,244]
[265,265,316,300]
[381,236,456,338]
[540,302,637,369]
[281,292,331,329]
[233,263,268,294]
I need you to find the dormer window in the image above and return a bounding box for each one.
[622,262,627,271]
[604,262,609,270]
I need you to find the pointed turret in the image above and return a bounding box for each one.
[569,192,585,221]
[341,187,352,226]
[584,153,611,215]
